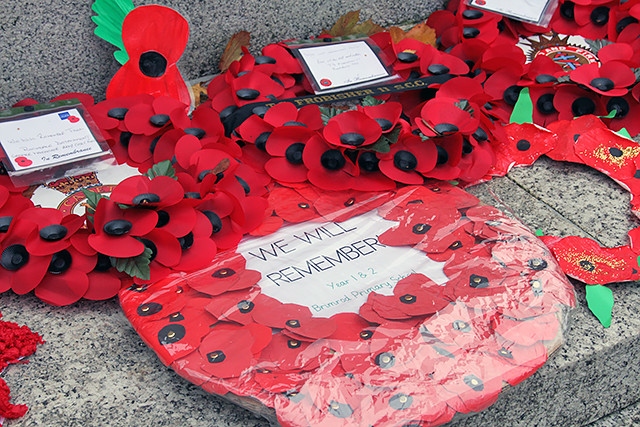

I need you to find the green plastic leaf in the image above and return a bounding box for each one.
[144,160,177,179]
[91,0,135,65]
[110,247,153,280]
[509,87,533,124]
[598,110,617,119]
[585,284,614,328]
[535,229,544,237]
[320,107,343,125]
[361,95,384,107]
[82,188,108,223]
[616,128,632,139]
[367,126,401,154]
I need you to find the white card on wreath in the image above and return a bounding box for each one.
[466,0,557,25]
[295,40,396,93]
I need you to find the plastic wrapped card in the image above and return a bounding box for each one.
[0,99,115,187]
[119,182,576,427]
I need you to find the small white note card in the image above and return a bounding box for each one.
[296,40,395,93]
[0,108,105,171]
[466,0,557,25]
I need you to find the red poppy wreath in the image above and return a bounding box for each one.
[119,183,575,427]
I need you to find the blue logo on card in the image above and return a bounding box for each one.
[58,112,70,120]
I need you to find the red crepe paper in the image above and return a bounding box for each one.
[0,313,44,423]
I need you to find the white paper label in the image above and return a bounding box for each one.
[238,211,448,317]
[467,0,554,23]
[0,108,104,171]
[297,40,393,92]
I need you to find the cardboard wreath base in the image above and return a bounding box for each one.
[119,183,575,427]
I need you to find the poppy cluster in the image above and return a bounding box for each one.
[119,184,575,427]
[0,312,44,422]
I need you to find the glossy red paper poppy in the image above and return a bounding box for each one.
[110,175,184,208]
[489,122,557,176]
[547,235,639,284]
[88,198,158,258]
[106,5,191,106]
[303,135,357,191]
[323,111,382,149]
[378,133,438,184]
[416,97,479,137]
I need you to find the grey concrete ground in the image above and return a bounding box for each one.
[3,157,640,427]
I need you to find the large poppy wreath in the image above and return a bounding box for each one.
[119,182,575,427]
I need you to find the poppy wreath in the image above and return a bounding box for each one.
[118,183,576,427]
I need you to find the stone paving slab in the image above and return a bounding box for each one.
[4,155,640,427]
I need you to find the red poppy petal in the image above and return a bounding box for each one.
[34,269,89,306]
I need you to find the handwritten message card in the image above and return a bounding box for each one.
[0,108,105,171]
[238,210,448,317]
[296,40,395,93]
[467,0,557,25]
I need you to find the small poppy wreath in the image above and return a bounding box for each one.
[119,182,575,427]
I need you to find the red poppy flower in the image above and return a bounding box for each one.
[420,45,470,77]
[378,133,437,184]
[366,273,451,320]
[204,288,260,325]
[416,97,479,137]
[259,43,304,76]
[482,338,549,386]
[138,297,218,365]
[416,219,475,262]
[258,331,327,372]
[122,96,185,137]
[267,186,320,223]
[547,235,638,284]
[529,86,560,127]
[570,61,635,96]
[197,324,265,378]
[443,257,508,301]
[21,207,85,256]
[303,134,357,190]
[358,102,404,134]
[186,252,261,296]
[33,247,96,306]
[312,189,393,223]
[604,93,640,136]
[545,115,609,162]
[88,198,158,258]
[0,219,50,295]
[228,70,286,107]
[109,175,184,208]
[379,183,479,221]
[392,38,435,76]
[489,122,557,176]
[434,349,504,414]
[422,133,466,180]
[553,84,607,121]
[574,126,640,180]
[379,203,461,247]
[106,5,191,106]
[323,111,382,149]
[170,102,225,142]
[551,1,611,40]
[89,94,154,135]
[264,126,315,183]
